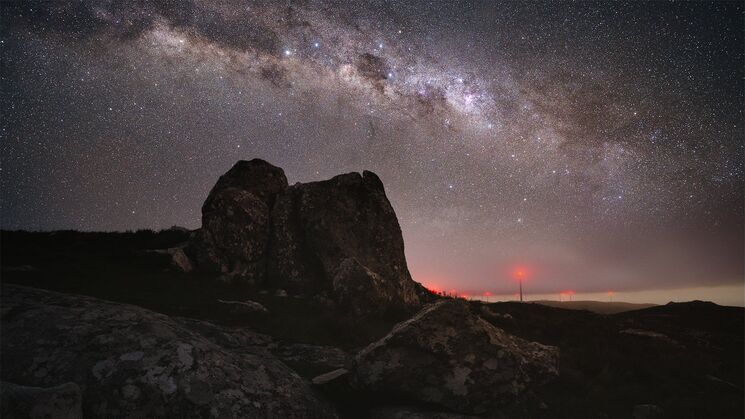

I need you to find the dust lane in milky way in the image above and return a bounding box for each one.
[1,1,742,300]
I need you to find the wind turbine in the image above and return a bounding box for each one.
[516,269,525,302]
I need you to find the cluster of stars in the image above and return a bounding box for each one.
[0,0,742,297]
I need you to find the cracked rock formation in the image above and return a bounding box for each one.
[350,300,560,414]
[194,159,288,284]
[0,284,336,418]
[192,159,425,315]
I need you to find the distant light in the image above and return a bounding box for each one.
[284,49,292,56]
[313,42,320,48]
[511,266,530,280]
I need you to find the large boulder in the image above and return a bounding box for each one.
[0,284,336,418]
[350,300,559,414]
[193,160,425,315]
[195,159,288,283]
[267,171,421,314]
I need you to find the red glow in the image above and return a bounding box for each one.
[483,291,492,296]
[413,273,454,296]
[510,265,532,282]
[560,290,575,301]
[417,278,445,295]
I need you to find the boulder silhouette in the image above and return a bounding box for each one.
[194,159,288,283]
[192,160,424,315]
[267,170,421,313]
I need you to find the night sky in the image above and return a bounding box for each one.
[1,1,743,302]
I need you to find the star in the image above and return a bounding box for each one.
[1,0,741,303]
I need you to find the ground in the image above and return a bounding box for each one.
[1,230,743,418]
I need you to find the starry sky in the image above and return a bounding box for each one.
[2,1,743,303]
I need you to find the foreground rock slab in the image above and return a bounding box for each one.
[0,285,336,418]
[351,300,559,414]
[0,381,82,419]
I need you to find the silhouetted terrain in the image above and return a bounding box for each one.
[479,301,743,418]
[533,300,657,314]
[0,229,401,349]
[2,229,742,418]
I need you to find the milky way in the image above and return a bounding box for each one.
[1,1,743,299]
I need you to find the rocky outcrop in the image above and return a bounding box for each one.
[0,284,336,418]
[350,300,559,414]
[1,381,82,419]
[194,159,288,283]
[191,159,426,315]
[267,171,419,307]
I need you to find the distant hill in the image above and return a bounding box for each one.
[532,300,656,314]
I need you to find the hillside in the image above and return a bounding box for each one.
[3,231,742,418]
[533,300,657,314]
